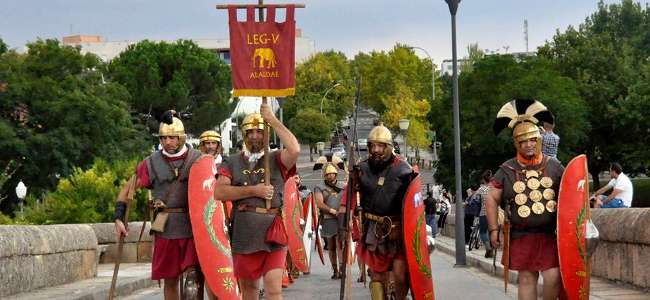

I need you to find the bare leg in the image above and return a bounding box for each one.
[541,267,561,300]
[263,268,284,300]
[163,277,180,300]
[391,260,409,300]
[518,271,539,300]
[327,237,339,278]
[239,278,261,300]
[370,269,388,286]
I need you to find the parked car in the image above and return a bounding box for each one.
[331,144,346,159]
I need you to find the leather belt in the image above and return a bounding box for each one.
[364,213,400,224]
[162,207,187,213]
[237,204,280,215]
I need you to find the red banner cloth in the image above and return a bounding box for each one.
[228,5,296,97]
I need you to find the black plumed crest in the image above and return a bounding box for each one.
[160,110,178,125]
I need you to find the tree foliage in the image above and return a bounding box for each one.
[382,85,431,149]
[0,39,148,214]
[284,51,354,129]
[0,37,7,55]
[352,45,437,115]
[537,0,650,185]
[288,108,333,146]
[21,158,148,224]
[107,40,232,135]
[430,55,589,189]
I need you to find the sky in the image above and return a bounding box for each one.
[2,0,649,63]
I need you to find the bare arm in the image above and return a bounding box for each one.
[261,103,300,169]
[486,186,503,248]
[114,176,139,237]
[593,184,612,197]
[314,190,337,215]
[213,175,273,202]
[606,188,622,202]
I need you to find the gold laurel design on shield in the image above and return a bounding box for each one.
[513,181,526,194]
[515,193,528,205]
[531,202,545,215]
[546,200,557,213]
[540,176,553,188]
[529,190,543,202]
[518,205,531,218]
[527,178,540,190]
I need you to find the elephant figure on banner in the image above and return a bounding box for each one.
[253,48,277,69]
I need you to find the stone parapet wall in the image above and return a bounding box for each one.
[0,222,153,297]
[0,224,98,297]
[89,222,153,264]
[590,208,650,288]
[440,208,650,289]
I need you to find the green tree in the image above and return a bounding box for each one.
[460,43,485,73]
[288,108,332,160]
[0,37,7,55]
[381,85,431,152]
[352,45,435,115]
[284,51,354,128]
[0,39,148,213]
[107,40,232,136]
[537,0,650,186]
[21,158,148,224]
[430,55,589,190]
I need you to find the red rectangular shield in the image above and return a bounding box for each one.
[228,5,296,97]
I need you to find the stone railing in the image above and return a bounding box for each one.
[440,207,650,289]
[0,222,152,297]
[90,222,152,264]
[0,224,98,297]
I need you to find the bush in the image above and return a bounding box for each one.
[632,178,650,208]
[22,158,148,224]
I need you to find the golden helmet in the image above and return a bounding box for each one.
[367,124,393,145]
[314,155,345,178]
[493,99,554,155]
[199,130,221,143]
[324,164,338,176]
[158,110,186,146]
[241,113,265,133]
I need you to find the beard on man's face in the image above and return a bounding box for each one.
[325,177,337,186]
[247,139,264,153]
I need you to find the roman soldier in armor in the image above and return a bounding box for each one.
[114,110,205,299]
[313,155,346,279]
[198,130,223,166]
[213,103,300,300]
[486,99,564,300]
[355,124,417,300]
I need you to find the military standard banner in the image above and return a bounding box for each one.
[228,5,296,97]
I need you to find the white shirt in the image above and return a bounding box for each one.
[606,172,634,207]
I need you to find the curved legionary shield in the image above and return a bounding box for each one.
[402,174,435,300]
[302,193,315,272]
[557,154,592,300]
[188,155,241,300]
[283,176,309,272]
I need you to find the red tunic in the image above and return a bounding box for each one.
[136,150,201,279]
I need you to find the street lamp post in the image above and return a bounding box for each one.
[15,180,27,216]
[407,46,435,101]
[444,0,466,266]
[399,119,410,160]
[320,83,342,115]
